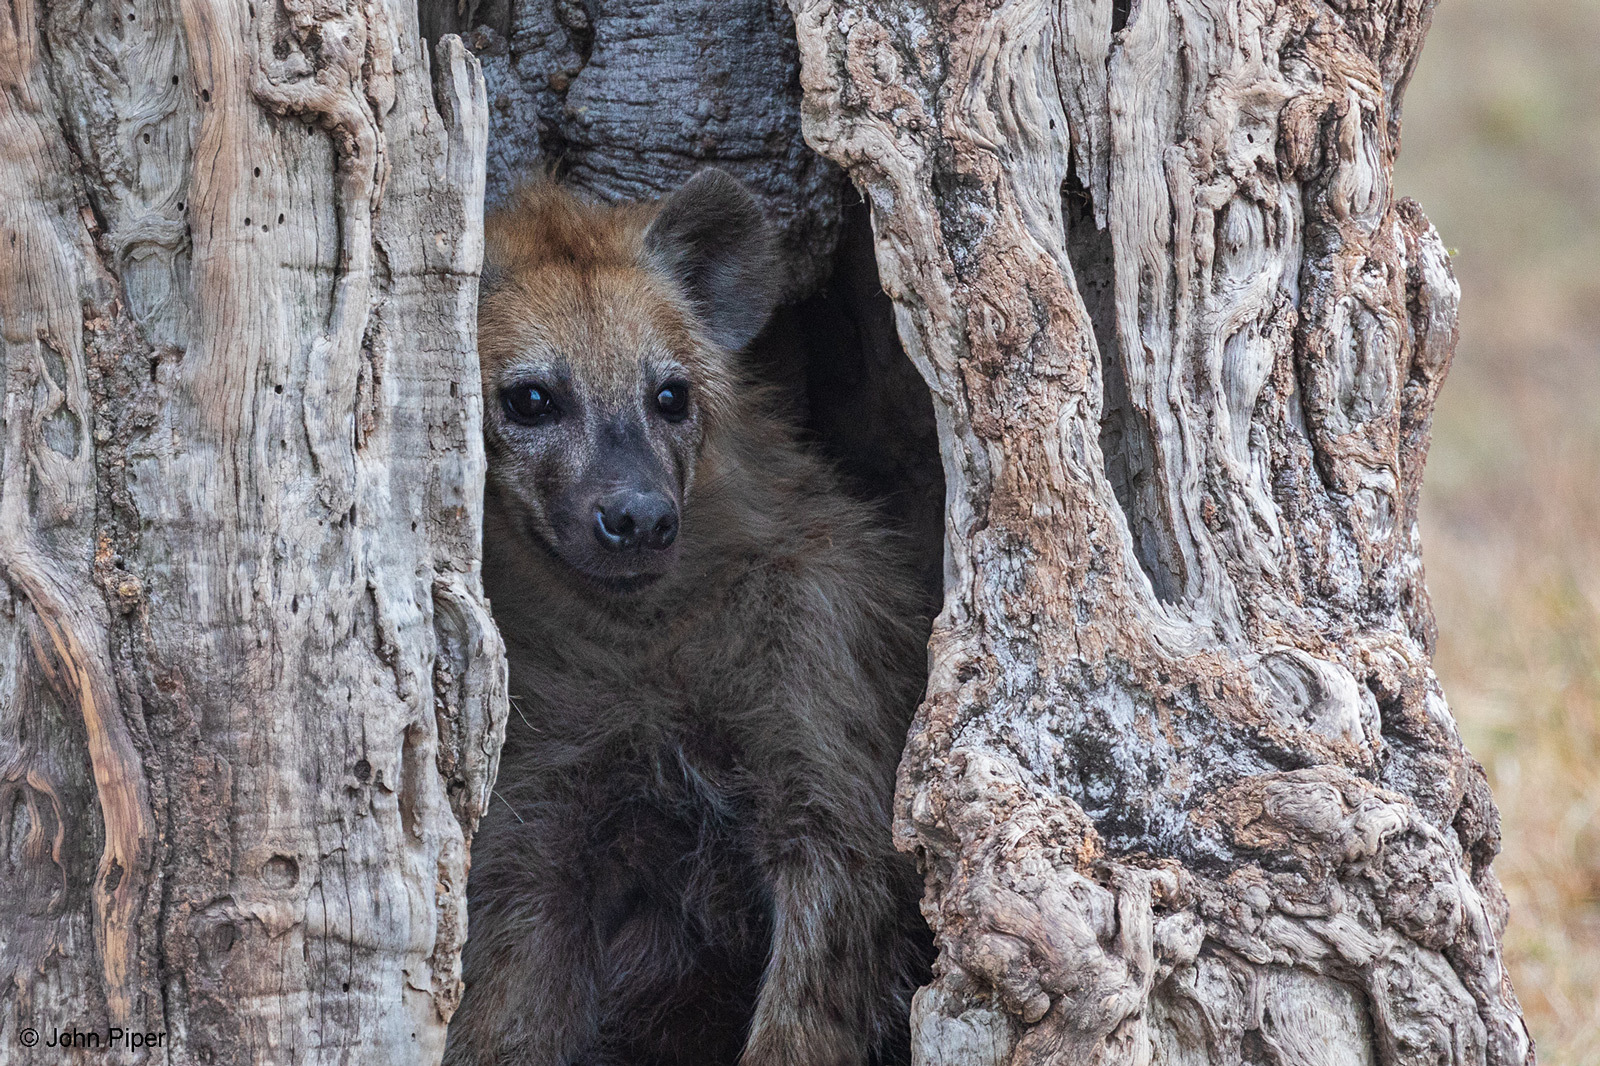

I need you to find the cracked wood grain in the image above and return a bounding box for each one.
[0,2,504,1063]
[790,0,1531,1063]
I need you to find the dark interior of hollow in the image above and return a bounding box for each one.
[748,194,947,619]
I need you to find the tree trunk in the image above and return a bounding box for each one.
[788,1,1533,1063]
[0,3,503,1063]
[3,0,1534,1063]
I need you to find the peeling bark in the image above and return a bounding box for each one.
[0,2,503,1062]
[788,1,1531,1063]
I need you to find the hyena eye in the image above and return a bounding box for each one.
[655,379,690,421]
[502,382,556,424]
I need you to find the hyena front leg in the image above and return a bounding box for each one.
[742,816,909,1066]
[447,806,605,1066]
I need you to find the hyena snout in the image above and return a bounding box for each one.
[594,489,679,552]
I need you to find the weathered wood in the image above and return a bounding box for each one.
[0,2,503,1062]
[3,0,1535,1062]
[438,0,849,300]
[788,1,1531,1063]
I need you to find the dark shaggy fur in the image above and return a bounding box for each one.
[447,171,932,1066]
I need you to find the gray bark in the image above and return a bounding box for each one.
[0,2,503,1063]
[438,0,1534,1060]
[0,0,1533,1063]
[788,0,1533,1063]
[443,0,848,301]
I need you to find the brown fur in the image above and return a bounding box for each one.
[448,173,931,1066]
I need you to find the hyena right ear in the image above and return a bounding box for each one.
[644,169,781,352]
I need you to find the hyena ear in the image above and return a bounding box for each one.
[644,169,780,352]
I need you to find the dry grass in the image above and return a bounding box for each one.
[1397,0,1600,1059]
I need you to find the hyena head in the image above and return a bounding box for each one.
[477,169,779,588]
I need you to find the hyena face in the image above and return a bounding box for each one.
[478,170,779,587]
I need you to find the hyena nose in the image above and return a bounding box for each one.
[595,492,679,552]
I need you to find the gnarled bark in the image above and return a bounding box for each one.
[0,2,503,1062]
[788,1,1531,1063]
[3,0,1531,1062]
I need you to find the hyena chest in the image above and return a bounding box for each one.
[578,731,774,1065]
[584,721,765,937]
[528,656,773,942]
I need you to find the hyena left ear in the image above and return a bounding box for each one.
[644,169,780,352]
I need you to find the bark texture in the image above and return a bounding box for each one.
[789,1,1532,1063]
[0,3,503,1063]
[429,0,848,301]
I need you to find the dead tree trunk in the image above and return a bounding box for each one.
[2,0,1532,1062]
[0,3,503,1063]
[439,0,1531,1058]
[789,1,1532,1063]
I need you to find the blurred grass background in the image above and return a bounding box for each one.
[1396,0,1600,1059]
